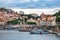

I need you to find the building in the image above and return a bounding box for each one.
[0,9,21,25]
[30,13,38,17]
[39,12,56,26]
[46,16,56,26]
[0,13,8,25]
[19,11,24,14]
[27,18,38,25]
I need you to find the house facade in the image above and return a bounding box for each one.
[39,12,56,26]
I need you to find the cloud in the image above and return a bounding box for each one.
[0,0,60,8]
[32,0,40,2]
[42,0,55,1]
[0,0,29,3]
[0,0,40,3]
[13,0,30,3]
[0,0,12,3]
[12,8,60,15]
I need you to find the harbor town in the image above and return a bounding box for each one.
[0,8,60,34]
[0,8,60,40]
[0,0,60,40]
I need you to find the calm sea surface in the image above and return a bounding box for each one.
[0,30,60,40]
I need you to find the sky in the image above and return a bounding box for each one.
[12,8,60,15]
[0,0,60,8]
[0,0,60,14]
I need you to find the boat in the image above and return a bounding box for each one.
[30,29,41,34]
[18,28,31,32]
[48,30,58,34]
[30,29,49,34]
[56,32,60,36]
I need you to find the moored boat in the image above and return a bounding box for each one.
[18,27,31,32]
[56,32,60,36]
[30,29,49,34]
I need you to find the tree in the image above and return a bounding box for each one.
[53,11,60,22]
[28,14,35,19]
[56,16,60,22]
[54,11,60,30]
[7,19,20,25]
[27,22,37,25]
[58,11,60,15]
[53,11,60,16]
[0,7,6,11]
[53,13,57,16]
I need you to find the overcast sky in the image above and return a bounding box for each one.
[12,8,60,15]
[0,0,60,15]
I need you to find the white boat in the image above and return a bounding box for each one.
[30,29,49,34]
[57,32,60,36]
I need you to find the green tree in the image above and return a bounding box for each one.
[27,22,37,25]
[7,19,20,25]
[53,11,60,22]
[56,16,60,22]
[54,11,60,29]
[58,11,60,15]
[28,15,35,19]
[0,7,6,11]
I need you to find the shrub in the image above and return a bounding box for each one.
[27,22,36,25]
[7,19,20,25]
